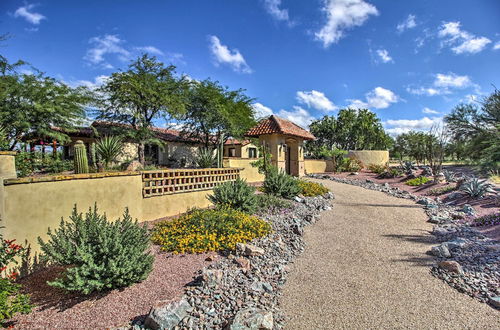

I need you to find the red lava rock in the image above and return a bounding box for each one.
[438,261,463,274]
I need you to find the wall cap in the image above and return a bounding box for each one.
[0,151,17,156]
[4,171,141,185]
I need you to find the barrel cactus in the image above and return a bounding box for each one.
[73,140,89,174]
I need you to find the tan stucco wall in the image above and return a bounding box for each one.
[223,158,264,183]
[347,150,389,167]
[1,173,215,255]
[304,159,335,174]
[0,153,17,179]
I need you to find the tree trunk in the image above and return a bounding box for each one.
[138,143,145,166]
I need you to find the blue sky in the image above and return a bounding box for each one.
[1,0,499,135]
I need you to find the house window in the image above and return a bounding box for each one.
[229,148,236,157]
[248,147,257,158]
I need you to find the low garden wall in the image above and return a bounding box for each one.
[0,166,240,255]
[347,150,389,166]
[223,158,264,183]
[304,159,335,174]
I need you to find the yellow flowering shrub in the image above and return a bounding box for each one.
[297,180,329,197]
[151,208,272,254]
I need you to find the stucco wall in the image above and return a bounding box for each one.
[163,142,200,167]
[1,173,215,255]
[347,150,389,166]
[304,159,335,173]
[223,158,264,183]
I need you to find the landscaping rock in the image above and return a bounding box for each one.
[126,160,143,171]
[144,299,191,330]
[230,308,273,330]
[462,204,475,216]
[236,243,265,256]
[234,257,251,272]
[293,196,304,203]
[431,244,451,258]
[488,296,500,309]
[438,261,463,274]
[201,268,223,288]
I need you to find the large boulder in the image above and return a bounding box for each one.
[430,244,451,258]
[438,261,463,274]
[236,243,265,256]
[230,308,273,330]
[144,299,192,330]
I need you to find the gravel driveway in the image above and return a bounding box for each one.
[281,179,500,329]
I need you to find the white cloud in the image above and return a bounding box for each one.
[407,72,473,96]
[14,4,45,25]
[348,87,399,109]
[252,102,274,118]
[263,0,290,22]
[84,35,131,68]
[296,90,337,111]
[422,107,440,114]
[208,35,252,74]
[384,116,443,135]
[376,49,393,63]
[134,46,164,56]
[315,0,378,47]
[494,42,500,50]
[277,106,315,128]
[397,14,416,32]
[66,75,109,90]
[438,21,491,54]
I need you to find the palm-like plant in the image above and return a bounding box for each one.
[196,147,216,168]
[95,135,123,169]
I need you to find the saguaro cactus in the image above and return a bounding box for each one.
[74,140,89,174]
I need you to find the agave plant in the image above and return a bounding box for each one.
[399,161,415,175]
[442,170,456,183]
[459,178,496,198]
[196,147,216,168]
[95,135,123,169]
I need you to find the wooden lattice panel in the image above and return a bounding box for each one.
[142,168,241,198]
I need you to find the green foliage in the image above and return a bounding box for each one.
[399,161,415,174]
[181,79,256,149]
[38,205,153,294]
[306,109,392,154]
[14,151,74,177]
[0,57,89,150]
[263,166,300,199]
[367,163,386,174]
[459,178,495,198]
[195,147,216,168]
[14,152,34,177]
[96,54,189,165]
[405,176,431,186]
[250,145,272,174]
[378,167,403,179]
[152,208,271,254]
[73,140,89,174]
[95,135,123,169]
[254,194,292,212]
[428,185,457,196]
[208,179,257,213]
[0,278,33,325]
[338,157,363,172]
[442,170,457,183]
[297,180,329,197]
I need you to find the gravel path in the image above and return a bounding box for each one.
[281,179,500,329]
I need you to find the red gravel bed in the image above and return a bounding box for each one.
[9,246,214,329]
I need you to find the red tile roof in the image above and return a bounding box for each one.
[245,115,315,140]
[224,138,252,146]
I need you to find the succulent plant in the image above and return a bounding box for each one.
[442,170,457,183]
[459,178,496,198]
[73,140,89,174]
[399,161,415,175]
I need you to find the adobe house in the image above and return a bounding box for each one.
[223,139,259,159]
[245,115,315,177]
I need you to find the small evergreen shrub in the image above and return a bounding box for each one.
[208,179,257,213]
[152,208,271,254]
[459,178,496,198]
[263,167,300,199]
[428,185,456,196]
[255,194,292,212]
[38,205,153,294]
[367,164,386,174]
[0,278,33,325]
[405,176,431,186]
[297,180,329,197]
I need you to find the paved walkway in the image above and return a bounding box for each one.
[281,179,500,329]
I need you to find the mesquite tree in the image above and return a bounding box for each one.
[96,54,189,165]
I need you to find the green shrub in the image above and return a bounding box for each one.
[405,176,431,186]
[263,166,300,199]
[0,278,33,325]
[95,135,123,169]
[15,152,34,177]
[208,179,257,213]
[378,167,403,178]
[255,194,292,212]
[368,164,386,174]
[336,157,363,172]
[152,208,271,254]
[196,147,216,168]
[428,185,456,196]
[38,205,153,294]
[45,158,74,174]
[297,180,329,197]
